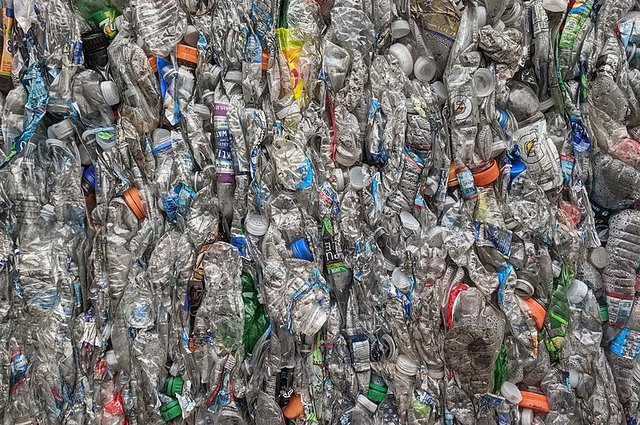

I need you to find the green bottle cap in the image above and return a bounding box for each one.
[367,388,387,403]
[368,382,387,393]
[160,399,182,422]
[166,376,184,397]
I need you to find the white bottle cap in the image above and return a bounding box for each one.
[391,267,411,293]
[567,279,589,304]
[45,138,65,150]
[391,19,411,39]
[193,103,211,121]
[568,369,583,389]
[332,169,346,191]
[184,25,200,47]
[474,68,495,97]
[100,81,120,106]
[400,211,420,232]
[493,19,505,32]
[106,350,119,369]
[389,43,413,76]
[520,408,534,425]
[357,394,379,413]
[349,166,364,190]
[500,381,523,404]
[414,56,437,83]
[335,145,358,167]
[153,128,172,145]
[225,70,243,85]
[396,354,418,376]
[40,204,55,221]
[515,279,535,298]
[543,0,567,13]
[245,213,269,237]
[589,246,609,269]
[427,363,445,379]
[49,118,75,140]
[431,81,447,105]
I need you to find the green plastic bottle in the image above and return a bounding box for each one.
[75,0,120,39]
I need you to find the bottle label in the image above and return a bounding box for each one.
[456,166,478,200]
[89,7,120,39]
[606,291,634,326]
[0,8,13,78]
[214,102,235,183]
[608,327,640,361]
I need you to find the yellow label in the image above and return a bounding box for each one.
[276,27,304,100]
[0,8,13,77]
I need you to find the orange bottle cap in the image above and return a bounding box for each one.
[148,56,157,73]
[519,390,550,414]
[122,186,146,220]
[472,159,500,186]
[524,297,546,331]
[261,51,269,71]
[176,44,199,66]
[448,162,458,187]
[283,393,304,419]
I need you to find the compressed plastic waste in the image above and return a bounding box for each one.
[3,0,640,423]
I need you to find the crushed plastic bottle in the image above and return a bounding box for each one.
[3,0,640,423]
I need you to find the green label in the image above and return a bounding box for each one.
[89,7,120,39]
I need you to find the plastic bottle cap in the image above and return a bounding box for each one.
[166,375,184,397]
[520,408,534,425]
[391,267,411,293]
[333,169,346,191]
[543,0,567,13]
[46,138,65,150]
[381,333,396,359]
[405,97,416,114]
[290,237,313,261]
[472,159,500,186]
[283,393,304,419]
[357,394,378,414]
[383,257,396,272]
[176,43,199,66]
[122,186,146,220]
[525,297,546,331]
[431,81,447,105]
[389,43,413,76]
[396,354,418,376]
[50,119,75,140]
[414,56,437,82]
[148,56,158,73]
[184,25,200,47]
[567,279,589,304]
[335,145,358,167]
[82,165,97,191]
[391,19,411,39]
[493,19,505,32]
[160,399,182,422]
[245,213,269,237]
[500,381,523,404]
[539,97,554,111]
[476,5,487,27]
[515,279,534,298]
[100,81,120,106]
[518,391,550,414]
[551,261,562,278]
[448,162,458,187]
[400,211,420,232]
[474,68,495,97]
[427,363,445,379]
[424,176,438,196]
[367,387,387,403]
[225,70,243,85]
[349,166,364,190]
[568,369,582,389]
[589,246,609,269]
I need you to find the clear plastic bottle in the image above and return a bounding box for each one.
[133,0,187,57]
[75,0,120,38]
[341,394,378,424]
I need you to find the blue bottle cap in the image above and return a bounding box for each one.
[510,157,526,180]
[290,237,313,261]
[82,165,96,193]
